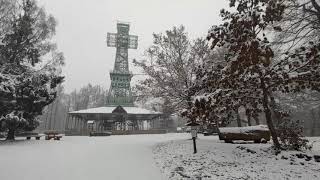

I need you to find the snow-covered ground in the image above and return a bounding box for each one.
[153,135,320,180]
[1,133,319,180]
[0,133,188,180]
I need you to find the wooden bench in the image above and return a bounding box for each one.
[26,135,43,140]
[44,131,63,140]
[219,125,270,143]
[16,132,43,140]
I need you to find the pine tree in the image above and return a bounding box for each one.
[0,0,64,140]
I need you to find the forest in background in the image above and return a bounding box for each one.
[37,84,107,132]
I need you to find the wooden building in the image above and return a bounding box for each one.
[66,105,167,135]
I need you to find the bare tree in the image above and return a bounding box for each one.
[133,25,212,113]
[273,0,320,50]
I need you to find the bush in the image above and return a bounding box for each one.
[277,118,312,151]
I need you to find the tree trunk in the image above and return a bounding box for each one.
[214,118,222,140]
[254,116,260,125]
[52,99,59,130]
[65,114,70,131]
[64,99,71,131]
[314,108,320,136]
[310,109,317,136]
[261,79,281,149]
[245,107,252,126]
[269,94,282,127]
[48,102,55,130]
[210,112,222,139]
[247,114,252,126]
[236,108,242,127]
[44,105,50,129]
[6,129,15,140]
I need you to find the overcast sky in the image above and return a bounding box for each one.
[39,0,228,93]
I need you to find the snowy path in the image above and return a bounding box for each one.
[0,133,188,180]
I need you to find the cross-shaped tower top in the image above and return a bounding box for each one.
[107,22,138,73]
[106,22,138,106]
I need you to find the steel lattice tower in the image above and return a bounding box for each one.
[106,22,138,106]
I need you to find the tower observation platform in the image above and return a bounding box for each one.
[66,22,167,135]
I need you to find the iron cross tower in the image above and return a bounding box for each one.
[106,22,138,106]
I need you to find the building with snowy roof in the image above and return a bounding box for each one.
[66,22,167,135]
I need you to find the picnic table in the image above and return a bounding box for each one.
[44,131,63,140]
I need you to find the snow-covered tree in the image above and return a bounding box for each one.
[0,0,64,140]
[0,0,18,38]
[133,25,213,113]
[188,0,320,150]
[67,84,107,112]
[270,0,320,131]
[273,0,320,50]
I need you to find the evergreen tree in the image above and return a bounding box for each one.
[0,0,64,140]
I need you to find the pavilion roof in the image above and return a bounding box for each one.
[68,106,160,115]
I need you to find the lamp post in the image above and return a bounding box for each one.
[185,121,200,154]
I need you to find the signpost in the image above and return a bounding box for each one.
[186,121,200,154]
